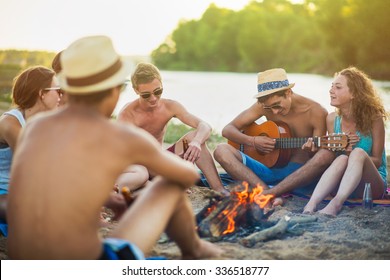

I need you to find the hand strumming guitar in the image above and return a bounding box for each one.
[253,136,276,154]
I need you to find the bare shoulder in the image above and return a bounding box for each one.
[302,95,328,117]
[0,113,20,132]
[117,100,138,121]
[164,98,185,110]
[326,112,337,122]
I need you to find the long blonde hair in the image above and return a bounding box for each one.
[336,66,388,135]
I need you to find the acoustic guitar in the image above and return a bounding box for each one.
[228,121,349,168]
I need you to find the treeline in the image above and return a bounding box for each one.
[0,50,56,95]
[151,0,390,80]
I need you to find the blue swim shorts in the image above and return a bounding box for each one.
[99,238,145,260]
[240,151,303,186]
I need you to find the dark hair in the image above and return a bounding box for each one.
[67,87,118,104]
[257,89,288,103]
[12,66,55,109]
[52,51,63,74]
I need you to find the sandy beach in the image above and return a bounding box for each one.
[0,161,389,260]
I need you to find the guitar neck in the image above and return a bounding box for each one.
[275,137,319,149]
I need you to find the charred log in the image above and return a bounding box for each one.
[239,215,318,247]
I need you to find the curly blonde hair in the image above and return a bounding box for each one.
[336,66,388,135]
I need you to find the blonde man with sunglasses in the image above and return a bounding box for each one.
[117,62,229,196]
[214,68,333,204]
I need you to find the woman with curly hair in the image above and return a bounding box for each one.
[303,66,388,216]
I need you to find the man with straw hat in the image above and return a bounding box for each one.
[7,35,222,259]
[214,68,333,204]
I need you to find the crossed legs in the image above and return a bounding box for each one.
[110,176,223,259]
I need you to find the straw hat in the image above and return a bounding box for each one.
[254,68,295,99]
[58,35,132,95]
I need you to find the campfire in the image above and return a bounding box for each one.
[196,182,274,238]
[196,182,318,247]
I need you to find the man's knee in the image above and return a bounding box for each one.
[311,149,336,169]
[213,143,232,162]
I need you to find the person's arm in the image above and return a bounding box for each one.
[167,100,211,162]
[370,117,385,169]
[223,103,275,153]
[169,100,210,144]
[311,105,328,137]
[0,115,23,151]
[127,126,199,188]
[301,104,328,153]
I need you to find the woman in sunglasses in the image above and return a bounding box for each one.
[0,66,62,222]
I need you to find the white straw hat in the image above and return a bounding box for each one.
[254,68,295,98]
[58,35,132,95]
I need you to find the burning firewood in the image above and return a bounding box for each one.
[197,182,274,239]
[197,197,239,238]
[239,215,317,247]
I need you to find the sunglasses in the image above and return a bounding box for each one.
[43,87,64,96]
[139,88,163,99]
[262,103,283,110]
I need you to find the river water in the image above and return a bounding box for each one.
[114,70,390,153]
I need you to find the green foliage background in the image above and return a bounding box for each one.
[1,0,389,130]
[164,121,225,150]
[152,0,390,79]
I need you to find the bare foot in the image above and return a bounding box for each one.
[318,208,337,217]
[302,208,315,215]
[302,203,317,214]
[272,197,284,207]
[318,199,342,217]
[217,188,231,197]
[183,239,224,260]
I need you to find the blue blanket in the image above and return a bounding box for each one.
[0,219,7,237]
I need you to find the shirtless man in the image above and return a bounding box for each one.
[214,68,329,199]
[117,62,228,195]
[7,35,222,260]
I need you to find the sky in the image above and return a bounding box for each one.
[0,0,253,56]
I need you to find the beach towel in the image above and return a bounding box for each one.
[197,172,237,188]
[0,219,7,237]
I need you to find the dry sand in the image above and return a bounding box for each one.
[1,165,390,260]
[150,186,390,260]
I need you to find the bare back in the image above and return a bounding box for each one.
[7,106,197,259]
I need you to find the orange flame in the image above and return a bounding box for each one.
[252,183,274,208]
[220,181,274,235]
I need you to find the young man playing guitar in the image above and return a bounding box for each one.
[214,68,335,203]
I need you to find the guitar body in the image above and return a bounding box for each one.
[228,121,292,168]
